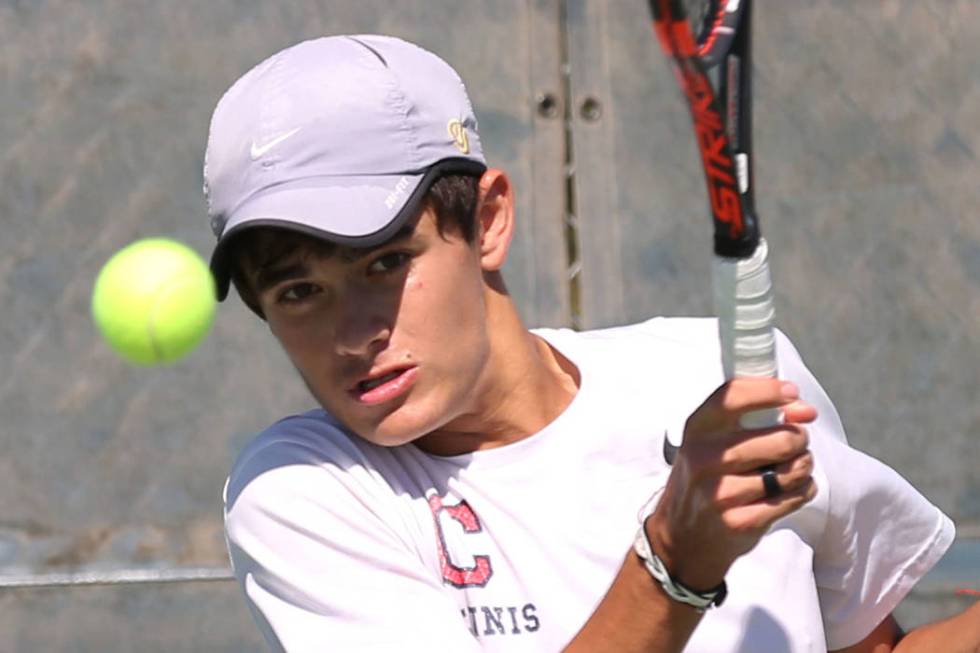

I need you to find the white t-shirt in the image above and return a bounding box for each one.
[224,318,954,652]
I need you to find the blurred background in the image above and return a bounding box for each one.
[1,0,977,650]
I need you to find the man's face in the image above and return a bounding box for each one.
[249,207,492,447]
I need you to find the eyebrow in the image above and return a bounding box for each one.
[254,261,312,294]
[252,224,418,294]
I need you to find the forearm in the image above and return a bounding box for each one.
[895,601,980,653]
[562,548,703,653]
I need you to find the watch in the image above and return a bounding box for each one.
[633,524,728,613]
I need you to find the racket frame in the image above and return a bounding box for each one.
[651,0,779,412]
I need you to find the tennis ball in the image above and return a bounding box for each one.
[92,238,216,365]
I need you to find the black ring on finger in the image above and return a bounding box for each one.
[760,465,782,499]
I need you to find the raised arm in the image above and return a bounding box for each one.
[564,378,817,652]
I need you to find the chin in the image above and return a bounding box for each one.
[351,416,435,448]
[337,398,450,449]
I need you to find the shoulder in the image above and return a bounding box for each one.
[562,316,811,367]
[539,317,822,384]
[223,409,399,517]
[231,409,355,463]
[221,409,437,566]
[540,317,825,399]
[539,316,812,364]
[536,317,724,365]
[226,410,354,488]
[551,316,719,344]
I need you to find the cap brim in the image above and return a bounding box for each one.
[209,158,485,301]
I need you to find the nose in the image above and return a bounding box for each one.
[333,297,392,358]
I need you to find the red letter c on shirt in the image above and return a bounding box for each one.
[428,494,493,588]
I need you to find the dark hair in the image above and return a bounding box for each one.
[228,173,482,317]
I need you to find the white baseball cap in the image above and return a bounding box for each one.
[203,35,487,300]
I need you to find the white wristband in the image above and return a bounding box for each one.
[633,525,728,613]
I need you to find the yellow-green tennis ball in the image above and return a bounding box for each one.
[92,238,216,365]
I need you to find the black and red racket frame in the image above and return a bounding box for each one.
[650,0,761,259]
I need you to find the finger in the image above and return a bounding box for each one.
[688,379,802,433]
[716,425,810,473]
[723,477,819,532]
[714,452,815,507]
[782,399,818,424]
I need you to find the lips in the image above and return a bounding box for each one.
[358,370,403,392]
[350,366,419,405]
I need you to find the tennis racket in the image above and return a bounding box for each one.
[650,0,778,428]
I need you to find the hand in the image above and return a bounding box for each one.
[646,378,818,591]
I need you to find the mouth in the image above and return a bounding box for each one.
[351,366,419,405]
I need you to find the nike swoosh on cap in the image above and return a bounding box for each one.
[250,127,302,160]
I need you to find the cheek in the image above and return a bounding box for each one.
[270,318,338,382]
[270,320,312,356]
[435,275,489,374]
[401,254,489,377]
[408,258,484,336]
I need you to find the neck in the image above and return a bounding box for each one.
[415,281,580,456]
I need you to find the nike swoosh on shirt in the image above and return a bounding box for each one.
[249,127,302,160]
[663,431,679,465]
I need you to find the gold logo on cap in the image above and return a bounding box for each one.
[447,119,470,154]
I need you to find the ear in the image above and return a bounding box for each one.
[475,168,515,272]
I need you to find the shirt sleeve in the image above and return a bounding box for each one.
[775,331,956,650]
[811,436,955,649]
[223,427,483,653]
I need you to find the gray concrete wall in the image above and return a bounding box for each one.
[0,0,975,649]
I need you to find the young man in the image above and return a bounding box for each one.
[204,35,975,652]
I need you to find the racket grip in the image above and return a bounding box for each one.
[713,238,779,429]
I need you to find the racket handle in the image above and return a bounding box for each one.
[713,238,779,428]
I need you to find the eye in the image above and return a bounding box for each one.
[367,252,410,275]
[276,282,321,304]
